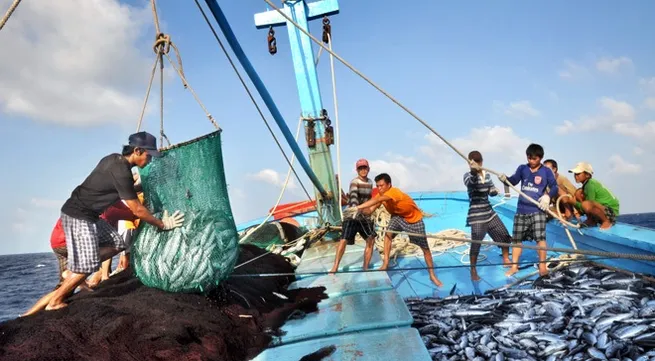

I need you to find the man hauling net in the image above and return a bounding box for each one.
[44,131,185,311]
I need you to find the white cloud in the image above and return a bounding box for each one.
[30,197,63,209]
[369,126,531,192]
[613,121,655,139]
[0,0,153,127]
[558,61,588,79]
[640,77,655,92]
[495,100,541,119]
[555,97,635,134]
[644,97,655,110]
[248,169,297,189]
[596,56,633,74]
[634,147,644,155]
[608,155,641,174]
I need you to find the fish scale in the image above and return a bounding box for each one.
[410,263,655,361]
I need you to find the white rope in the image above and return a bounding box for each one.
[0,0,21,32]
[239,116,304,245]
[326,33,343,221]
[260,0,580,233]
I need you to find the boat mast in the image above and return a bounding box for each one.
[254,0,342,226]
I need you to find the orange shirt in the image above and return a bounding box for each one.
[379,187,423,223]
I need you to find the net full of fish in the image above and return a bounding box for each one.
[406,263,655,361]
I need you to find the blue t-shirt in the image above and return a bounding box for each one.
[506,164,558,214]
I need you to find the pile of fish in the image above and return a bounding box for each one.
[407,263,655,361]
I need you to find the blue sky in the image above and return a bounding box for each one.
[1,0,654,255]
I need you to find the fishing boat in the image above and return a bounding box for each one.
[194,1,655,360]
[3,0,654,360]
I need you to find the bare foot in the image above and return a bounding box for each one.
[378,264,388,271]
[328,268,338,274]
[430,276,443,287]
[45,302,68,311]
[470,269,481,281]
[505,267,519,277]
[538,264,549,277]
[600,221,612,230]
[502,257,512,268]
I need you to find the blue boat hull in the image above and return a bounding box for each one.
[241,191,655,360]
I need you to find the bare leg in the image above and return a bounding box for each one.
[22,290,58,317]
[118,253,129,270]
[329,239,348,274]
[379,233,392,271]
[581,200,612,229]
[46,272,88,310]
[505,243,521,277]
[537,240,548,276]
[363,236,375,270]
[469,252,480,281]
[501,246,511,267]
[100,258,112,281]
[421,248,442,287]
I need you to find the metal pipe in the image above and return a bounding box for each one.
[203,0,327,197]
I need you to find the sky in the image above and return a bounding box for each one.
[1,0,654,255]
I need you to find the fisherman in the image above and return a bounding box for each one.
[543,159,577,220]
[330,159,377,273]
[499,143,558,277]
[44,131,185,311]
[354,173,442,287]
[465,151,512,281]
[566,162,620,230]
[21,200,140,317]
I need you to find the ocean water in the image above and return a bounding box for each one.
[0,213,653,324]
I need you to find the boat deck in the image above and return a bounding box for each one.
[246,191,655,361]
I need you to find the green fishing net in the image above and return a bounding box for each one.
[240,223,286,250]
[131,130,239,293]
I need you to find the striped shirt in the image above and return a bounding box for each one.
[463,171,499,226]
[348,177,373,207]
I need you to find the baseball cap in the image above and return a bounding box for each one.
[128,131,162,158]
[568,162,594,175]
[355,158,369,169]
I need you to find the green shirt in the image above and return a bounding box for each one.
[576,178,620,216]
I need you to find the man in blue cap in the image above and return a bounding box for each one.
[44,131,185,311]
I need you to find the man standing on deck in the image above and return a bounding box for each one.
[45,131,185,311]
[354,173,442,287]
[330,159,377,273]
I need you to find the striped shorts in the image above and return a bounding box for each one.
[52,246,68,289]
[341,217,375,245]
[469,215,512,257]
[512,212,548,243]
[387,216,429,249]
[61,212,125,274]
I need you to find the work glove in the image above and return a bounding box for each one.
[162,210,185,230]
[489,187,499,197]
[342,207,359,220]
[498,173,508,183]
[538,195,550,211]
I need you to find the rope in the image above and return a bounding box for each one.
[238,116,303,245]
[326,32,343,221]
[136,55,160,132]
[228,256,615,279]
[193,0,315,205]
[260,0,579,231]
[326,225,655,262]
[556,193,580,250]
[0,0,21,32]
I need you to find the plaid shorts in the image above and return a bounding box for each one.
[52,247,68,289]
[604,206,617,224]
[470,215,512,256]
[341,217,375,245]
[61,212,125,274]
[513,212,547,242]
[387,216,429,249]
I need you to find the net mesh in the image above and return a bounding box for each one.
[131,130,239,293]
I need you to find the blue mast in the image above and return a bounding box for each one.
[254,0,341,226]
[203,0,328,199]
